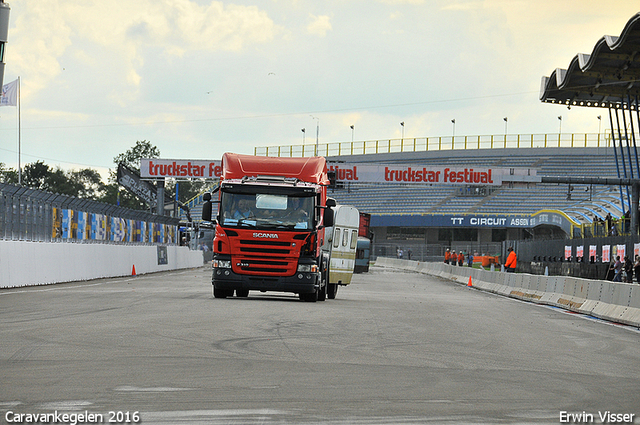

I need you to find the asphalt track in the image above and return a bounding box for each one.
[0,264,639,424]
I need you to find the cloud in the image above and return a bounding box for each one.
[9,0,278,97]
[307,14,332,37]
[379,0,425,4]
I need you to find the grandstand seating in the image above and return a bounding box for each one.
[326,147,630,224]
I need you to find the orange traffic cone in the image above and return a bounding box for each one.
[132,265,137,276]
[467,276,472,287]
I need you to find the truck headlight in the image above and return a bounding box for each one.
[297,264,318,273]
[213,259,232,269]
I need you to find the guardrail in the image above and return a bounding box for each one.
[255,132,613,157]
[374,257,640,327]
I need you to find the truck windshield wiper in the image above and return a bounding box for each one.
[237,219,257,227]
[259,223,292,229]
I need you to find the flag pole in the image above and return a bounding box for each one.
[17,76,21,185]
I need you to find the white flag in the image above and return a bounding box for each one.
[1,78,18,106]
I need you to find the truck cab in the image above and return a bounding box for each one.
[202,153,334,302]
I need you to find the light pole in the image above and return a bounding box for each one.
[400,122,404,140]
[451,119,455,138]
[350,125,354,143]
[301,128,306,145]
[597,115,602,135]
[558,115,562,134]
[503,117,508,135]
[310,115,319,155]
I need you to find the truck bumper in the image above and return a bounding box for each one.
[212,267,319,294]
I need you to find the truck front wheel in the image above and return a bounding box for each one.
[299,289,317,302]
[213,286,232,298]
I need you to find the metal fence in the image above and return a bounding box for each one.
[373,242,502,262]
[255,132,612,158]
[0,183,180,244]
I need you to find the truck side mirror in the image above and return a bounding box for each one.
[324,207,334,227]
[202,201,212,221]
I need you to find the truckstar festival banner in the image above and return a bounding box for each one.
[141,158,538,186]
[327,163,538,186]
[140,159,222,179]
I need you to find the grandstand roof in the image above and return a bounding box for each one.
[540,12,640,108]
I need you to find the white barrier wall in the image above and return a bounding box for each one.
[374,257,640,327]
[0,240,204,288]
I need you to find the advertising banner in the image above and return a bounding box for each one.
[140,158,222,179]
[602,245,610,263]
[139,158,538,186]
[372,214,532,228]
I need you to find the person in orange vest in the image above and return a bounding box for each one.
[444,248,451,264]
[505,246,517,272]
[457,250,464,266]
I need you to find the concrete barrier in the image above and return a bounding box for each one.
[0,240,204,288]
[373,257,640,327]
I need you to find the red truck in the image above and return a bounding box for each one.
[201,153,335,302]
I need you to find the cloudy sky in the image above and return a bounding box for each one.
[0,1,638,179]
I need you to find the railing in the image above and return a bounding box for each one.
[0,183,180,244]
[255,132,613,157]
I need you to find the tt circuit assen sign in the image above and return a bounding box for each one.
[372,214,533,228]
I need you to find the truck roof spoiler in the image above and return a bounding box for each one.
[241,175,300,185]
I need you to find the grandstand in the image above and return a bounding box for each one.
[326,146,620,219]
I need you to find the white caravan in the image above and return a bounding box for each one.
[323,204,360,299]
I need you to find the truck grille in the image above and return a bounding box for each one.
[233,239,297,275]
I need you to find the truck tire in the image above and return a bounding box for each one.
[235,289,249,298]
[213,286,232,298]
[317,278,326,301]
[317,253,329,301]
[327,283,338,299]
[299,290,317,302]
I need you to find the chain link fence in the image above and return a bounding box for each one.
[0,183,180,244]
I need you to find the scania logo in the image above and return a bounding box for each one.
[253,232,278,239]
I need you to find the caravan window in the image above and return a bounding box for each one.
[342,229,349,246]
[333,228,341,248]
[350,230,358,249]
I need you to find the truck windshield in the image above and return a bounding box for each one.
[220,191,314,230]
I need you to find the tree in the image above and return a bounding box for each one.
[69,168,105,199]
[113,140,160,173]
[0,162,18,184]
[100,140,162,210]
[4,160,106,198]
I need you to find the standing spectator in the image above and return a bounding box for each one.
[624,256,633,282]
[505,247,517,272]
[467,251,474,267]
[444,248,451,264]
[457,250,464,267]
[612,256,623,282]
[634,255,640,284]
